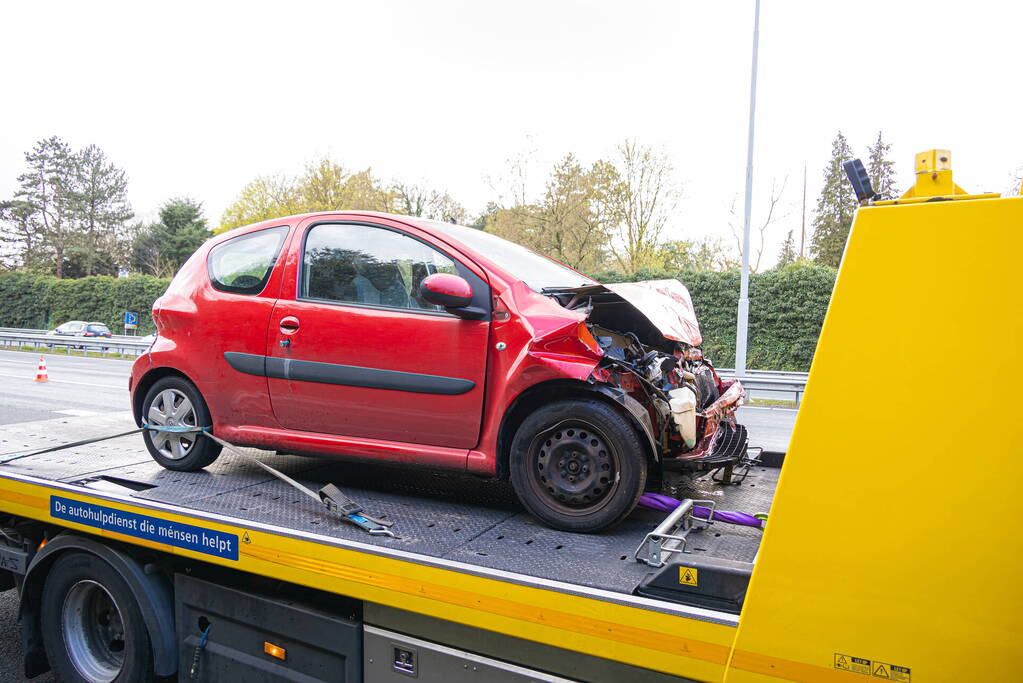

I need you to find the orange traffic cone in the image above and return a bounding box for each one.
[34,355,49,382]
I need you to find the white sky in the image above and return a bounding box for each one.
[2,0,1020,268]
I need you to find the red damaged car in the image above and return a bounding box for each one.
[130,212,745,532]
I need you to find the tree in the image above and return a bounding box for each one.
[72,144,134,276]
[12,137,78,277]
[392,182,468,223]
[776,230,797,267]
[659,236,737,271]
[0,200,41,270]
[866,132,898,200]
[218,174,300,233]
[534,155,618,271]
[608,140,680,272]
[218,157,394,233]
[809,132,857,267]
[4,137,134,277]
[133,198,212,277]
[299,160,392,214]
[728,176,788,274]
[485,154,622,272]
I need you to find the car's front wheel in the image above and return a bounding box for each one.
[141,376,221,471]
[509,398,647,533]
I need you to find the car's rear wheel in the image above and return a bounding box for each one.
[141,376,221,471]
[509,398,647,533]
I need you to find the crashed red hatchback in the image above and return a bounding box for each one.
[130,212,745,532]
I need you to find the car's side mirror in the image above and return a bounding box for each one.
[420,273,486,320]
[421,273,473,308]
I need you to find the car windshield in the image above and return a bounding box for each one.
[425,221,596,291]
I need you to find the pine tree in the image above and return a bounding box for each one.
[72,144,134,276]
[132,198,211,277]
[777,229,797,267]
[13,137,77,277]
[866,131,898,200]
[809,132,857,268]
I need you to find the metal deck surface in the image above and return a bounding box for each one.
[1,412,780,596]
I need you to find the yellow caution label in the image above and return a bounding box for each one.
[834,653,871,675]
[242,531,251,544]
[679,566,698,586]
[834,653,910,682]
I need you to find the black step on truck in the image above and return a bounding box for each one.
[0,411,779,682]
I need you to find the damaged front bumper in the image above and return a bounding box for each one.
[669,379,747,465]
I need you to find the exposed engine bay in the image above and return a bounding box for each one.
[544,280,747,468]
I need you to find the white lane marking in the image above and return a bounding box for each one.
[0,362,129,379]
[0,372,123,389]
[0,350,136,367]
[54,409,103,417]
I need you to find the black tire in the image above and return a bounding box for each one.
[40,552,157,683]
[141,376,221,471]
[509,398,647,533]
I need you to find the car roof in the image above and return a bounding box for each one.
[211,211,436,242]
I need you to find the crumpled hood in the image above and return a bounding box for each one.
[604,279,703,347]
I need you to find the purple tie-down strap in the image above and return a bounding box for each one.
[638,493,764,529]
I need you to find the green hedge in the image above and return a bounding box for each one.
[590,263,837,371]
[1,263,836,370]
[0,272,170,334]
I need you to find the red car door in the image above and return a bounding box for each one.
[265,216,490,451]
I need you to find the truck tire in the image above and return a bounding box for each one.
[141,376,221,471]
[510,398,647,533]
[40,552,157,683]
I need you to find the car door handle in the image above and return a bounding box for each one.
[279,316,300,333]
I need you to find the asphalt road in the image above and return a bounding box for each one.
[0,349,796,682]
[0,350,132,425]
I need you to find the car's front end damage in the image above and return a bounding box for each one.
[542,279,747,471]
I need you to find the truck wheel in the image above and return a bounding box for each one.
[40,552,157,683]
[141,376,221,471]
[510,399,647,533]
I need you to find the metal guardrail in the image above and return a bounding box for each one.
[0,327,149,343]
[718,368,808,407]
[0,331,151,358]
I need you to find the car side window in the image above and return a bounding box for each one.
[208,226,289,295]
[301,223,458,311]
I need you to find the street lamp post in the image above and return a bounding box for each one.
[735,0,761,378]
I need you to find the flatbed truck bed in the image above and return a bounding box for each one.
[0,411,779,681]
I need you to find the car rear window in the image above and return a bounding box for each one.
[208,226,289,295]
[87,324,110,334]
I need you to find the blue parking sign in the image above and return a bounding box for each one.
[124,311,138,326]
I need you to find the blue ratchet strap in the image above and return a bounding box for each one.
[0,427,147,465]
[318,483,395,535]
[0,424,208,464]
[143,424,209,435]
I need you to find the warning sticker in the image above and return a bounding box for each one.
[834,653,910,682]
[679,566,699,586]
[887,664,911,682]
[834,654,872,675]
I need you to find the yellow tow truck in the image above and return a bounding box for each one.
[0,150,1018,682]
